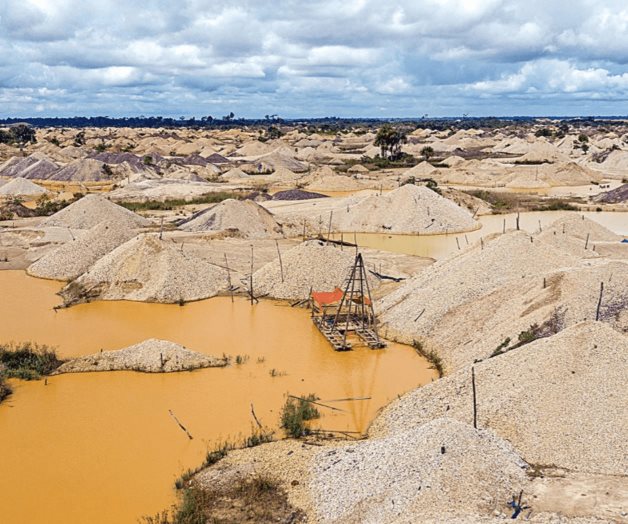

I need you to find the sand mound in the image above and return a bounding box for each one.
[539,214,620,243]
[60,233,229,304]
[54,339,227,373]
[46,158,111,182]
[252,240,374,300]
[402,161,437,178]
[379,231,579,351]
[43,194,151,230]
[332,184,477,234]
[221,167,249,179]
[415,260,627,372]
[0,177,47,197]
[311,418,527,523]
[371,322,628,476]
[179,199,282,239]
[27,221,137,281]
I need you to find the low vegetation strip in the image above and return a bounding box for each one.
[0,342,64,380]
[118,191,243,211]
[0,375,11,402]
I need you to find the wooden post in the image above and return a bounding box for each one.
[250,245,254,305]
[465,234,469,245]
[595,282,604,321]
[168,410,193,440]
[585,233,590,250]
[516,212,520,231]
[327,211,333,244]
[456,237,460,250]
[481,238,484,250]
[503,218,506,234]
[354,232,358,256]
[340,232,344,250]
[275,240,284,282]
[302,218,306,242]
[471,366,478,429]
[224,253,234,303]
[543,277,546,289]
[159,217,164,240]
[538,219,542,233]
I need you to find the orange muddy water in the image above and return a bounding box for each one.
[0,271,436,524]
[331,211,627,259]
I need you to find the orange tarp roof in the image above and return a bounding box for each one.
[311,288,372,306]
[311,287,344,306]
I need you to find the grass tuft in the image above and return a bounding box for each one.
[0,342,64,380]
[280,394,320,438]
[412,340,444,377]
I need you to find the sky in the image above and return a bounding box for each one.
[1,0,628,118]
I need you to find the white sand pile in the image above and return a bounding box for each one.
[418,260,627,372]
[441,155,466,167]
[43,194,151,230]
[45,158,111,182]
[539,214,621,242]
[27,221,137,280]
[371,322,628,476]
[179,199,283,239]
[60,233,228,304]
[311,418,527,523]
[221,167,249,179]
[54,339,227,373]
[252,240,377,300]
[379,231,579,350]
[0,177,48,198]
[347,163,369,173]
[332,184,477,234]
[402,161,437,178]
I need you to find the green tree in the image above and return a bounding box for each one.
[420,146,434,160]
[374,124,407,160]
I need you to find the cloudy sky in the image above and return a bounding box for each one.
[1,0,627,118]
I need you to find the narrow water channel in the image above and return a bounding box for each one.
[331,211,627,259]
[0,271,436,523]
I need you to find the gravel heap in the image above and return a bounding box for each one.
[306,174,367,192]
[27,221,137,281]
[0,153,59,179]
[272,189,328,201]
[252,240,375,300]
[179,199,283,239]
[310,418,528,523]
[43,194,151,229]
[371,321,628,476]
[0,177,48,197]
[44,158,111,182]
[538,214,621,242]
[593,183,627,204]
[378,231,578,349]
[54,339,227,373]
[419,260,627,372]
[332,184,478,234]
[60,233,228,304]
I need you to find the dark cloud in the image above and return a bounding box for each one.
[0,0,627,117]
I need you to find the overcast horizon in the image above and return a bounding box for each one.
[2,0,628,119]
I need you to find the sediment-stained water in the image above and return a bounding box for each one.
[331,211,627,259]
[0,271,436,524]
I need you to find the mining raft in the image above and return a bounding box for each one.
[310,253,386,351]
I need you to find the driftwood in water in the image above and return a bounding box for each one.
[287,394,346,413]
[169,409,193,440]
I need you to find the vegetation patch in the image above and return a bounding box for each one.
[118,192,243,211]
[144,475,305,524]
[280,393,320,438]
[491,309,565,358]
[412,340,444,377]
[0,342,64,380]
[0,375,12,402]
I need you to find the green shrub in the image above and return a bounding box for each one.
[0,376,12,402]
[280,394,320,438]
[0,342,64,379]
[412,340,444,377]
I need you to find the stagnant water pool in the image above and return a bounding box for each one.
[0,270,436,523]
[331,211,627,259]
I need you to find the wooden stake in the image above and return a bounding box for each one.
[516,212,520,231]
[159,217,164,240]
[275,240,284,282]
[327,211,333,244]
[456,237,460,250]
[250,245,254,305]
[168,410,193,439]
[465,234,469,245]
[471,366,478,430]
[302,218,306,242]
[340,232,344,250]
[538,219,542,233]
[585,233,590,250]
[250,403,263,429]
[502,218,506,234]
[224,253,234,303]
[595,282,604,321]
